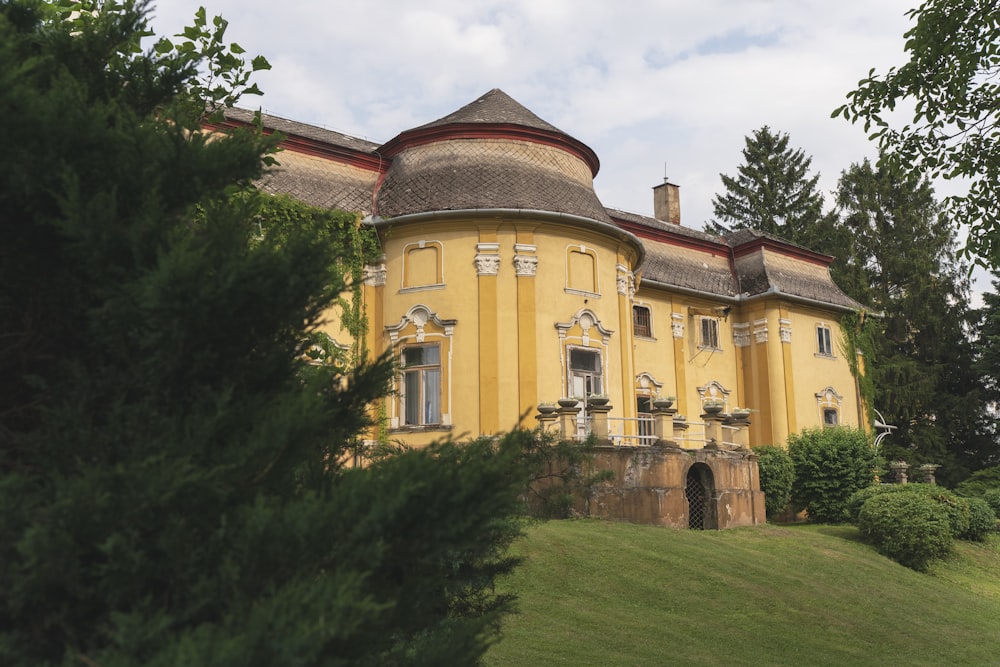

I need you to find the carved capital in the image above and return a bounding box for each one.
[474,253,500,276]
[753,318,768,344]
[363,261,387,287]
[779,318,792,344]
[671,312,684,339]
[513,254,538,276]
[733,322,750,347]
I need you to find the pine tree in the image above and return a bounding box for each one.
[832,160,994,483]
[0,2,526,664]
[706,126,832,247]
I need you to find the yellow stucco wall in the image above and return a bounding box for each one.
[337,215,864,451]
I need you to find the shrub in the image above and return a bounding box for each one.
[962,498,997,541]
[846,484,907,523]
[857,492,953,571]
[752,445,795,520]
[983,489,1000,518]
[788,427,876,523]
[913,485,970,538]
[848,483,974,537]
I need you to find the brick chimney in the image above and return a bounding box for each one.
[653,181,681,225]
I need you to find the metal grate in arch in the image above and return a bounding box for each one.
[686,470,707,530]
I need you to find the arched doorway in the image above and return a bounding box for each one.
[685,463,718,530]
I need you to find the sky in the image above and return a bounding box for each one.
[147,0,924,232]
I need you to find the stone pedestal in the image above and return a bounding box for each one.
[722,415,750,449]
[557,406,581,439]
[587,403,612,442]
[702,413,725,446]
[651,406,676,444]
[919,463,940,485]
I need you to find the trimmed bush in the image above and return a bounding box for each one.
[752,445,795,520]
[857,492,953,571]
[788,427,876,523]
[962,498,997,541]
[849,483,974,539]
[915,485,971,538]
[846,484,908,523]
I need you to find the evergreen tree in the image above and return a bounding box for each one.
[706,126,833,247]
[0,2,526,664]
[973,279,1000,460]
[832,160,994,483]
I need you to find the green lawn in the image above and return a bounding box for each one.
[485,520,1000,666]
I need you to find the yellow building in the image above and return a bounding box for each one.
[221,89,866,451]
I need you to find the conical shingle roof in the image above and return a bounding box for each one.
[374,89,609,222]
[413,88,566,134]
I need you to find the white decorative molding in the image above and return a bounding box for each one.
[779,318,792,344]
[815,386,843,407]
[753,318,769,344]
[513,254,539,276]
[385,304,457,344]
[615,264,635,298]
[733,322,751,347]
[474,253,500,276]
[476,242,500,253]
[514,243,537,254]
[697,381,732,410]
[362,259,387,287]
[672,312,685,339]
[555,308,614,347]
[635,372,664,394]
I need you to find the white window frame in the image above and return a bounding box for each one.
[400,344,442,426]
[816,324,834,357]
[699,316,721,350]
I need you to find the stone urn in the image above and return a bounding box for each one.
[557,397,580,408]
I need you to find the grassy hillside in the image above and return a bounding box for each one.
[485,520,1000,666]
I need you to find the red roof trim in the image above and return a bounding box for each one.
[205,119,386,172]
[730,237,833,266]
[377,123,601,176]
[613,219,727,254]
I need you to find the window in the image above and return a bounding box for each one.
[633,305,652,338]
[699,317,720,349]
[817,325,833,356]
[823,408,839,426]
[401,345,441,425]
[568,347,602,397]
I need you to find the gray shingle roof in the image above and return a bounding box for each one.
[224,108,380,154]
[614,208,863,310]
[412,88,566,135]
[375,138,611,222]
